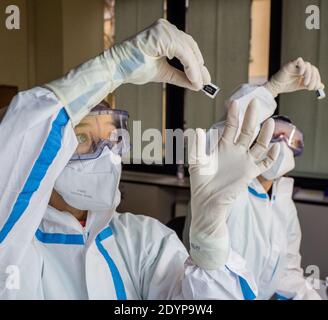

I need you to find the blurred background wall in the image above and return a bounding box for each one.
[0,0,104,90]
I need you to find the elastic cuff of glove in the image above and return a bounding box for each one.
[263,81,279,98]
[189,236,230,270]
[44,47,124,126]
[45,84,95,127]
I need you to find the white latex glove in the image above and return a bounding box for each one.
[264,57,325,97]
[188,99,280,270]
[46,18,210,126]
[115,18,210,89]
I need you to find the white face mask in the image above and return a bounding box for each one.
[262,141,295,181]
[54,148,122,211]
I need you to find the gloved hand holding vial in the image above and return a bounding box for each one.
[264,57,325,99]
[46,18,213,126]
[188,99,280,270]
[0,18,258,300]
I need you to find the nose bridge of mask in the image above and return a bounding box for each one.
[68,147,121,172]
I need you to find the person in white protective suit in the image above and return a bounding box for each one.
[0,19,282,300]
[183,57,325,300]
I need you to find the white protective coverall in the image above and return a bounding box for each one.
[226,177,320,300]
[183,84,321,300]
[0,87,257,300]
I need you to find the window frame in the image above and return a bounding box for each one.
[123,0,187,176]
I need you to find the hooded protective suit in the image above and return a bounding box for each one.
[183,84,320,300]
[226,177,320,300]
[0,87,257,300]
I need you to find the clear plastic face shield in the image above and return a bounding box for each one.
[270,116,304,157]
[70,104,130,162]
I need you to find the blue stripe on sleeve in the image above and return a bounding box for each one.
[0,108,69,243]
[239,276,256,300]
[95,226,127,300]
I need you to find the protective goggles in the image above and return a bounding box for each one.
[270,116,304,157]
[71,107,130,161]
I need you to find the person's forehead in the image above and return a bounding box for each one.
[96,114,115,124]
[274,121,300,136]
[76,114,115,128]
[274,120,293,131]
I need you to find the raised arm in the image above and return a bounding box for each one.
[0,18,211,296]
[0,88,78,296]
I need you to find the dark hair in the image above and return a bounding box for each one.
[91,100,112,112]
[271,115,292,124]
